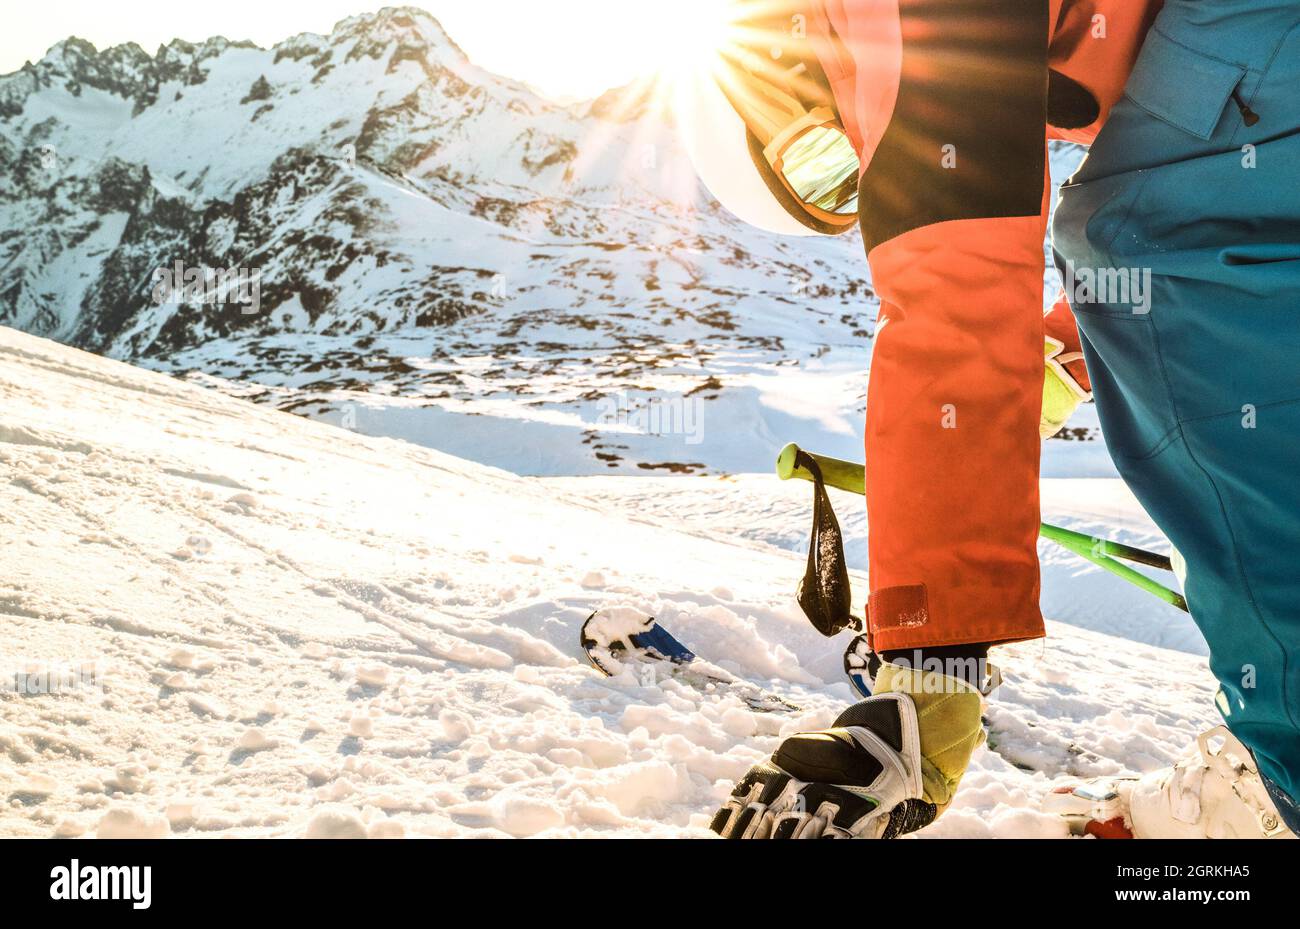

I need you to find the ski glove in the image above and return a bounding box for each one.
[711,664,984,839]
[1041,335,1092,439]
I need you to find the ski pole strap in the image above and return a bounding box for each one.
[795,451,862,637]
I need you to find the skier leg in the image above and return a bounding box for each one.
[1053,2,1300,832]
[864,207,1049,653]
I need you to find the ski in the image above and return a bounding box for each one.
[580,609,801,715]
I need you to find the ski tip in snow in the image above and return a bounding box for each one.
[580,608,695,677]
[580,608,802,715]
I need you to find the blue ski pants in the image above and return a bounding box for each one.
[1053,0,1300,831]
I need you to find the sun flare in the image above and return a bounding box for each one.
[459,0,742,100]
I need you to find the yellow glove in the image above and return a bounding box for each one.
[1041,336,1092,439]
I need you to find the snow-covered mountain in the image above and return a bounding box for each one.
[0,325,1213,837]
[0,6,893,475]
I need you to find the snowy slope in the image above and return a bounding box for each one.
[0,326,1216,838]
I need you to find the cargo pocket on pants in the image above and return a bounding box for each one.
[1123,26,1247,142]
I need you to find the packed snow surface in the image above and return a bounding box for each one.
[0,326,1215,837]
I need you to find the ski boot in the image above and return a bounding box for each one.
[710,663,984,839]
[1130,726,1295,839]
[1048,726,1296,839]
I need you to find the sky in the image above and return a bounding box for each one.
[0,0,729,101]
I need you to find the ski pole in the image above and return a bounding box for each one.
[776,443,1189,612]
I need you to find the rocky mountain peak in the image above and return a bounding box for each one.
[330,6,466,56]
[0,7,874,476]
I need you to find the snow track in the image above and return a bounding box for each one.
[0,326,1219,837]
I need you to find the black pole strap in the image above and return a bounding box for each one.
[795,451,861,637]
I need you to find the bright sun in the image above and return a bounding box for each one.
[1,1,745,104]
[440,0,740,100]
